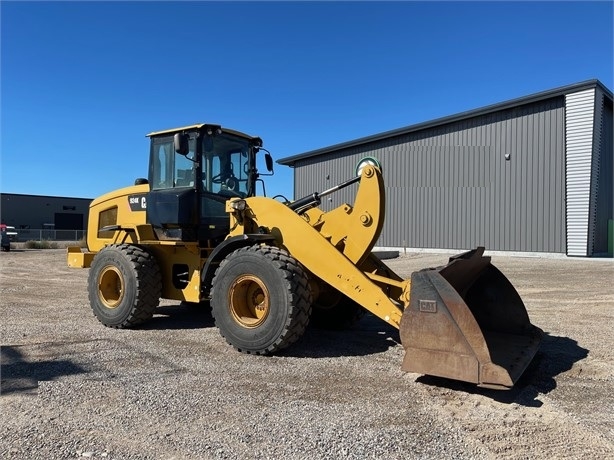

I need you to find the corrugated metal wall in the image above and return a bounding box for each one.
[0,194,92,230]
[592,90,614,255]
[294,98,567,253]
[565,89,596,256]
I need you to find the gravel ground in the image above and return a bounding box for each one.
[1,248,613,459]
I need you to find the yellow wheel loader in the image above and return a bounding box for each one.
[68,123,543,389]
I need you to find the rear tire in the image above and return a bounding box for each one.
[88,244,161,328]
[311,285,365,330]
[210,245,312,354]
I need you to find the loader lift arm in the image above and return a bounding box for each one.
[228,163,542,389]
[228,164,408,328]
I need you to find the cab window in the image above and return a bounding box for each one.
[150,136,196,190]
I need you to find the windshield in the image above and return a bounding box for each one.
[202,133,251,198]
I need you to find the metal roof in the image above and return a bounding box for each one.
[278,79,613,166]
[147,123,261,143]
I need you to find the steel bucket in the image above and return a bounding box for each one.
[399,247,543,389]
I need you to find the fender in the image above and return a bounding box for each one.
[201,234,276,294]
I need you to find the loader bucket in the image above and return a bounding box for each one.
[399,247,543,389]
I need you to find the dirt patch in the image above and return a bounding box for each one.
[1,249,613,459]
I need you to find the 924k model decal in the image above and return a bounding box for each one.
[128,194,147,211]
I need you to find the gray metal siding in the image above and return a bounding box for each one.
[592,91,614,255]
[565,89,596,256]
[0,194,92,230]
[294,98,567,253]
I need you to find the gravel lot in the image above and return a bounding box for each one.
[1,248,613,459]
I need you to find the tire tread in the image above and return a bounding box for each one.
[88,244,161,328]
[211,245,312,354]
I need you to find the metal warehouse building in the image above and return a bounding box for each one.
[279,80,613,257]
[0,193,92,241]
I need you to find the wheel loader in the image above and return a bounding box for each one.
[67,123,543,389]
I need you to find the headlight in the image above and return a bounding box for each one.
[230,199,247,211]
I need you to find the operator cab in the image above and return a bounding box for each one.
[145,123,272,244]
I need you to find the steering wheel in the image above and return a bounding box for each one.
[219,177,245,197]
[211,173,238,187]
[224,176,238,191]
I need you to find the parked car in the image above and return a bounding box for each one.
[1,227,10,251]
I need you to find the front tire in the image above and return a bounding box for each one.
[88,244,161,328]
[210,245,312,354]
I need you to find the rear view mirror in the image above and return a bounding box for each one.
[174,133,189,156]
[265,153,274,173]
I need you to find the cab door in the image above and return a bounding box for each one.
[147,135,198,241]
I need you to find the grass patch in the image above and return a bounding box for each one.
[24,240,60,249]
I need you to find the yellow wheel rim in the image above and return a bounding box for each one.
[97,265,124,309]
[229,275,270,328]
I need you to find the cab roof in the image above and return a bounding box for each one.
[146,123,261,145]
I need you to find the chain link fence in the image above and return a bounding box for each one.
[13,229,86,242]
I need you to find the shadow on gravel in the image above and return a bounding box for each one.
[142,305,400,358]
[414,333,588,407]
[142,302,215,330]
[283,313,401,358]
[0,346,87,396]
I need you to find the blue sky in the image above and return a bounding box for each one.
[1,1,613,200]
